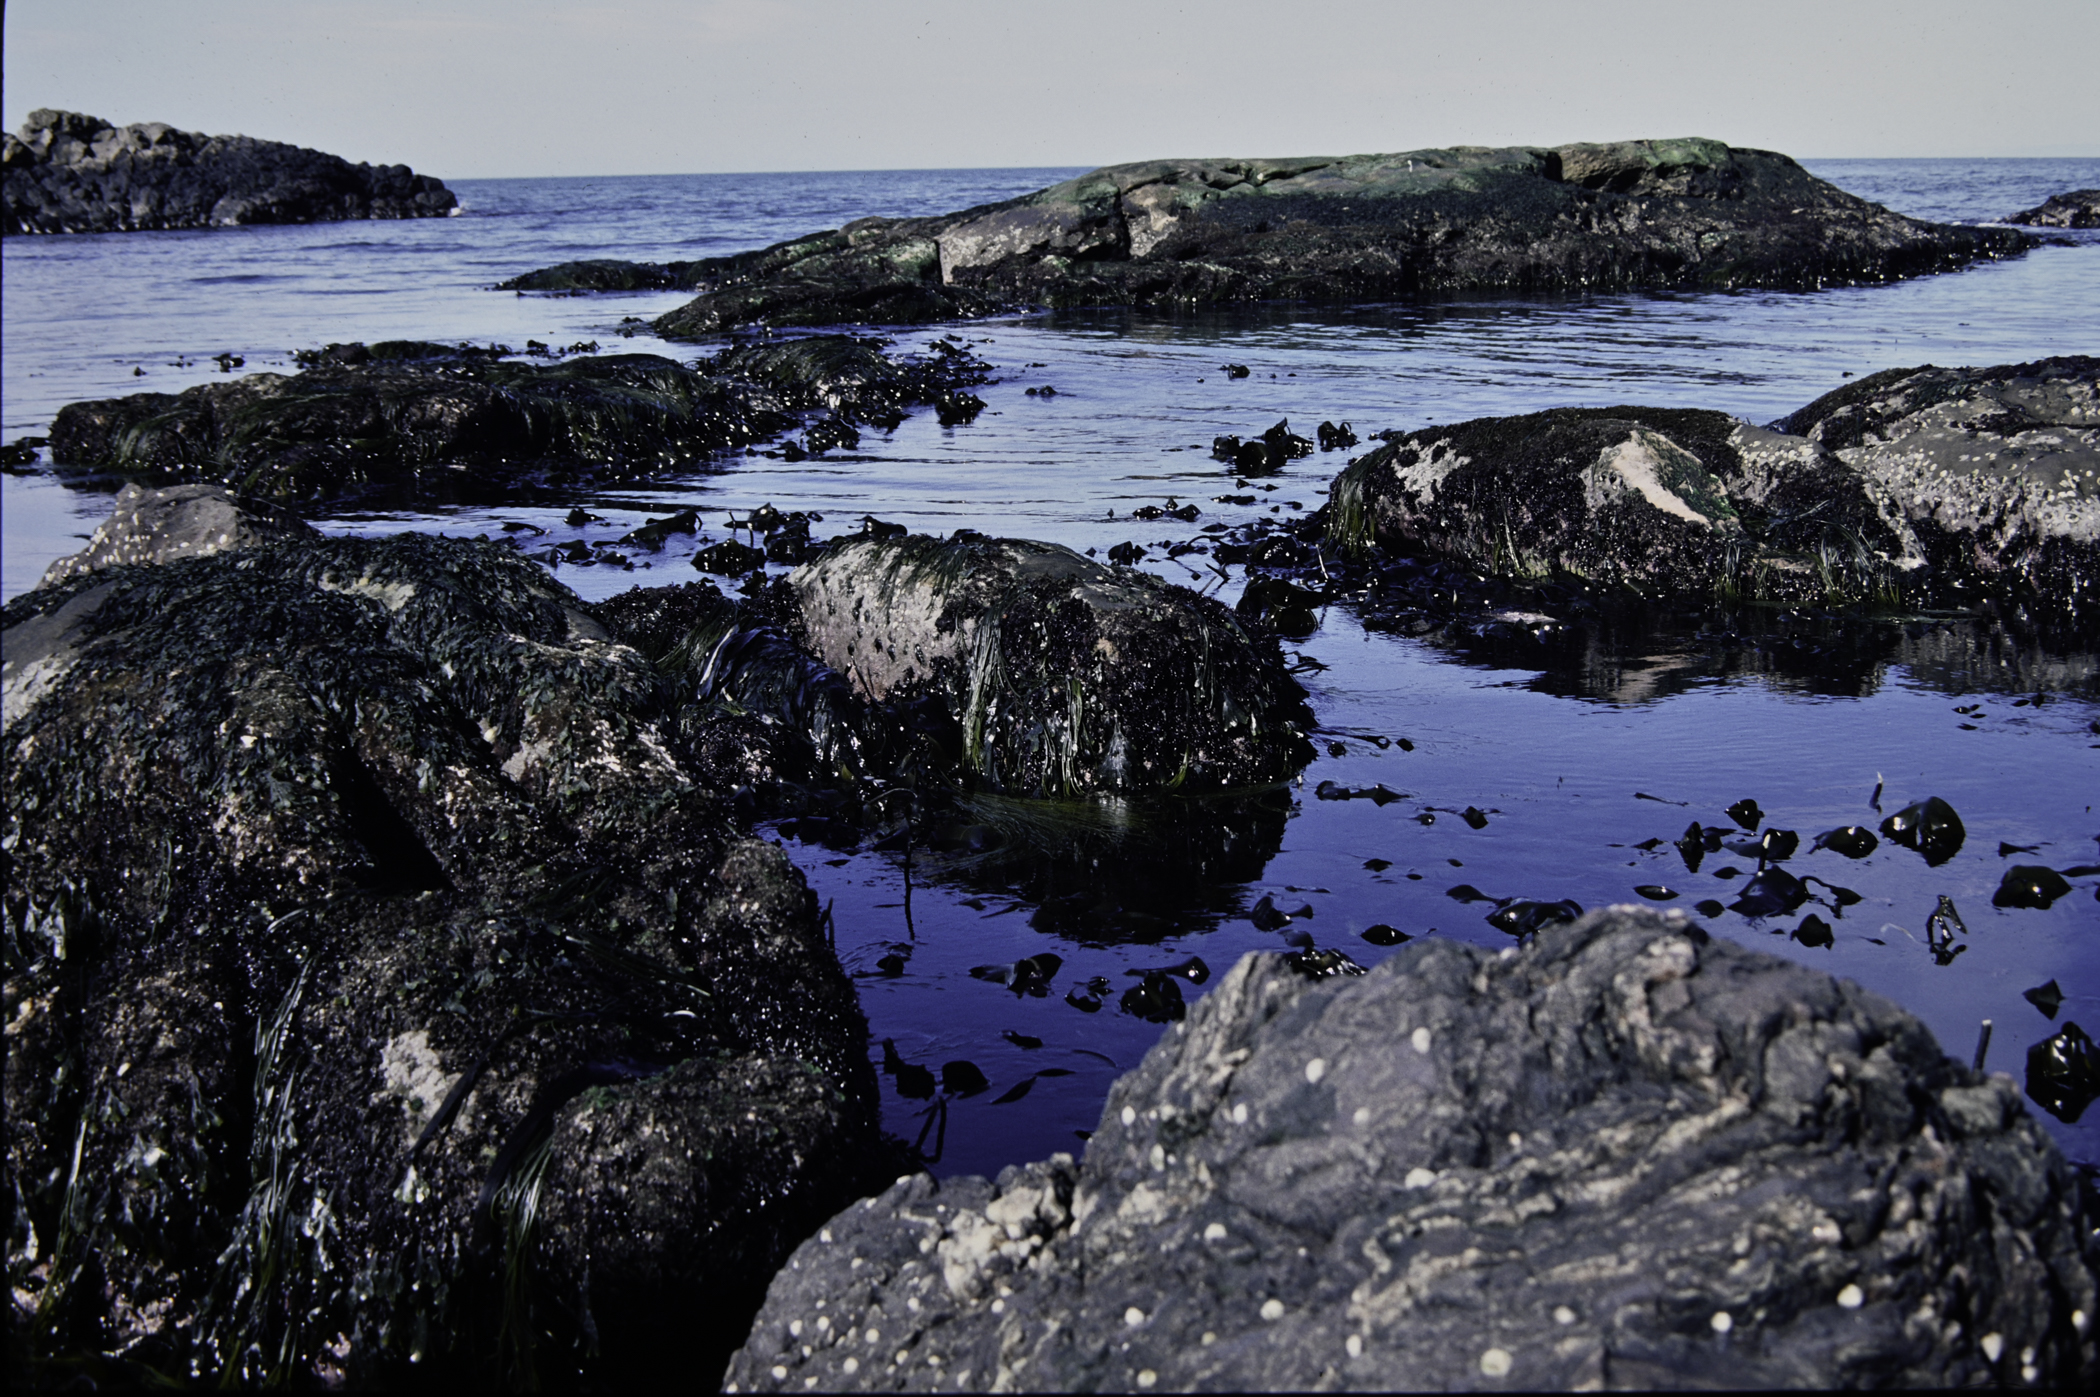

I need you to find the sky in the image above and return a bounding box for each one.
[5,0,2097,178]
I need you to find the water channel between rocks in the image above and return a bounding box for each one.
[4,160,2097,1175]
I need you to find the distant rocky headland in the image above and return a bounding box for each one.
[2,108,456,235]
[498,138,2033,333]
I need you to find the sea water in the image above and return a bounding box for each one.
[4,158,2097,1176]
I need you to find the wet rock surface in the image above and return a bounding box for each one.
[726,908,2099,1393]
[2004,189,2100,229]
[514,139,2038,334]
[41,334,989,506]
[3,108,455,235]
[3,534,888,1385]
[1325,357,2098,625]
[37,481,316,587]
[791,534,1314,795]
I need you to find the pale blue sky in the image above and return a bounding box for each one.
[6,0,2096,178]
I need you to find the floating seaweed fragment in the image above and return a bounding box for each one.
[1286,947,1368,978]
[990,1077,1037,1104]
[1813,826,1879,858]
[1726,798,1764,831]
[2026,1021,2099,1124]
[693,537,765,575]
[1247,894,1312,930]
[1445,884,1509,906]
[1001,1031,1043,1050]
[1993,865,2073,910]
[1999,841,2042,857]
[1461,807,1489,829]
[1923,894,1969,965]
[2024,980,2065,1020]
[970,952,1064,994]
[1363,858,1393,872]
[880,1039,937,1100]
[1880,796,1965,865]
[1486,899,1582,937]
[1125,955,1210,985]
[941,1061,991,1097]
[1120,972,1187,1023]
[1360,924,1410,946]
[1635,792,1689,806]
[1633,885,1678,900]
[1694,899,1725,918]
[1730,868,1808,918]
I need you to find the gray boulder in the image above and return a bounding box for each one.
[726,908,2099,1392]
[790,535,1313,795]
[625,138,2027,334]
[3,534,885,1386]
[2,108,456,235]
[2004,190,2100,229]
[38,481,316,587]
[1327,357,2099,623]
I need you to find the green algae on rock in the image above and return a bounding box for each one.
[42,335,990,505]
[573,139,2032,335]
[791,535,1314,796]
[3,534,888,1386]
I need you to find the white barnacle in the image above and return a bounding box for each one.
[1231,1102,1249,1124]
[1710,1311,1733,1335]
[1121,1105,1137,1127]
[1480,1347,1513,1377]
[1354,1106,1371,1125]
[841,1356,858,1375]
[1553,1306,1576,1325]
[865,1328,880,1344]
[1411,1026,1432,1054]
[1346,1334,1363,1359]
[1305,1057,1327,1084]
[1837,1284,1864,1310]
[770,1365,788,1380]
[1404,1166,1437,1189]
[789,1320,804,1337]
[1260,1298,1285,1321]
[1203,1222,1228,1241]
[1125,1306,1146,1328]
[1136,1371,1157,1389]
[1981,1332,2004,1362]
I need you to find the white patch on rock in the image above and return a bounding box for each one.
[1582,431,1728,527]
[379,1029,459,1146]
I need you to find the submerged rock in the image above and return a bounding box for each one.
[3,535,886,1386]
[3,108,455,235]
[725,907,2099,1392]
[1327,356,2099,622]
[2004,189,2100,229]
[607,139,2026,334]
[791,535,1313,795]
[42,334,988,505]
[38,481,315,587]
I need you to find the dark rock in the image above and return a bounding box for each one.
[42,335,988,506]
[613,139,2027,335]
[724,908,2098,1392]
[3,108,456,235]
[1328,357,2098,622]
[1880,795,1967,865]
[37,481,316,587]
[496,257,707,292]
[790,535,1311,795]
[2,535,885,1387]
[2003,189,2100,229]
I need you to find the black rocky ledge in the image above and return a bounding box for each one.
[2005,190,2100,230]
[498,138,2031,333]
[3,108,456,235]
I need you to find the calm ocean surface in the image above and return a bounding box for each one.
[4,157,2097,1174]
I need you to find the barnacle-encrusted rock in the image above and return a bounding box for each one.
[598,138,2028,335]
[38,481,315,587]
[3,108,456,235]
[3,534,886,1386]
[791,535,1313,795]
[725,908,2099,1392]
[1327,357,2099,623]
[2004,190,2100,229]
[42,335,988,505]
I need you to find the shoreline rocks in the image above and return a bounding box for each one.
[3,109,456,236]
[791,535,1314,795]
[1325,356,2098,625]
[3,534,892,1386]
[2005,190,2100,229]
[41,335,990,506]
[37,481,316,588]
[725,907,2100,1392]
[506,139,2028,334]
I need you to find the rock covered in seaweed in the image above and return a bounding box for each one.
[616,138,2027,335]
[2003,190,2100,229]
[37,481,316,587]
[790,534,1313,795]
[2,534,887,1386]
[41,334,989,505]
[2,108,456,235]
[1326,357,2099,623]
[724,907,2099,1393]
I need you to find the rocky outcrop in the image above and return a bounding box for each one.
[497,257,705,292]
[725,908,2099,1393]
[3,534,889,1386]
[791,535,1314,795]
[2004,190,2100,229]
[527,138,2034,335]
[3,108,456,235]
[42,335,989,505]
[1327,357,2098,623]
[38,482,316,587]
